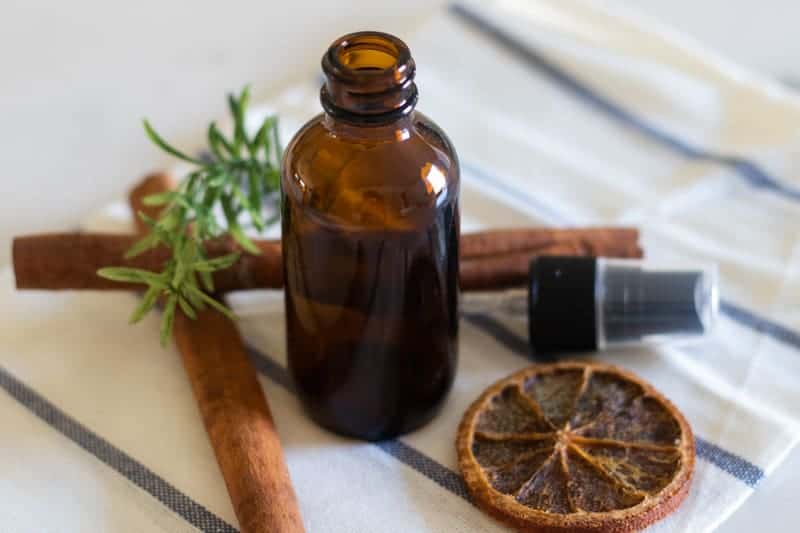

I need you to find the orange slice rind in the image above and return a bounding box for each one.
[457,361,694,533]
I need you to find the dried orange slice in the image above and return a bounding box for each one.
[457,362,694,532]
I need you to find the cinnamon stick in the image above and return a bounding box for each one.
[459,227,641,260]
[125,175,305,533]
[460,239,643,291]
[173,310,304,533]
[12,233,284,292]
[12,229,640,292]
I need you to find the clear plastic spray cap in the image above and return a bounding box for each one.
[527,256,719,354]
[594,258,718,349]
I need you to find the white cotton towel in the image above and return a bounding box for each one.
[2,1,799,531]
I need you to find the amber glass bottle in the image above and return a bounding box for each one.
[281,32,460,440]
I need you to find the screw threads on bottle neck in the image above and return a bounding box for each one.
[320,31,418,125]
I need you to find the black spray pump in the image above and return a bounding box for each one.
[463,256,719,355]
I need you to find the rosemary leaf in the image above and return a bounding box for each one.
[182,273,206,310]
[130,286,161,324]
[177,295,197,320]
[271,117,283,160]
[194,252,241,272]
[221,194,260,254]
[248,172,265,231]
[101,86,281,343]
[143,121,204,165]
[185,285,237,322]
[250,122,268,159]
[142,191,179,206]
[229,86,250,153]
[160,295,178,346]
[124,233,160,259]
[97,267,152,284]
[199,270,215,292]
[208,123,237,160]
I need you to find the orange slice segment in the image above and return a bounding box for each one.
[457,362,694,532]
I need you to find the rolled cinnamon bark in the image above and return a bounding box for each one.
[14,233,166,291]
[13,229,640,292]
[460,240,643,291]
[173,310,304,533]
[127,174,305,533]
[460,227,640,260]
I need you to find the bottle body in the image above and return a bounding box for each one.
[281,32,460,440]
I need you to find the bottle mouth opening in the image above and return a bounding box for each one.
[337,37,398,72]
[325,31,414,84]
[321,31,417,124]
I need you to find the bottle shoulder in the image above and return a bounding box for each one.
[283,112,459,180]
[413,111,459,170]
[281,112,459,230]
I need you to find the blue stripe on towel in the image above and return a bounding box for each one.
[462,312,531,356]
[696,438,764,487]
[450,3,800,203]
[721,300,800,349]
[463,164,572,226]
[375,440,472,500]
[0,365,237,533]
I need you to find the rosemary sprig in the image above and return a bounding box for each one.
[98,86,282,345]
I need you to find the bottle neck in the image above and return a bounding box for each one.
[321,112,414,142]
[320,31,418,126]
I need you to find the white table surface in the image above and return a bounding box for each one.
[1,1,796,531]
